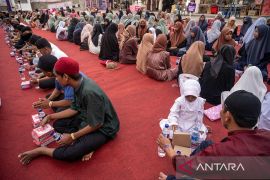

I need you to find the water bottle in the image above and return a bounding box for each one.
[37,108,46,120]
[158,124,170,157]
[191,125,200,150]
[176,57,180,65]
[19,69,25,81]
[52,132,62,141]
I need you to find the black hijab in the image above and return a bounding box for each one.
[99,23,119,61]
[210,44,236,78]
[198,15,208,32]
[240,16,252,37]
[246,25,270,65]
[91,24,103,47]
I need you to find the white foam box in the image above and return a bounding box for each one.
[172,131,192,156]
[32,124,54,142]
[33,135,55,147]
[32,114,41,128]
[21,81,31,89]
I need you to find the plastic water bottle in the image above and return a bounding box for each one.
[52,132,62,141]
[158,124,170,157]
[19,69,25,81]
[176,57,180,65]
[191,126,200,150]
[37,108,46,120]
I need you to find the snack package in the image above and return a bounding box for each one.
[32,124,54,142]
[21,81,31,89]
[204,104,222,121]
[32,114,41,128]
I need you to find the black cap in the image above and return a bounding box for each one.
[224,90,261,128]
[29,35,42,45]
[36,38,51,49]
[21,26,32,33]
[37,55,57,72]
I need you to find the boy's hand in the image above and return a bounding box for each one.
[40,115,51,126]
[57,134,73,146]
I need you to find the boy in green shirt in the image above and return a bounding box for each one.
[19,57,120,164]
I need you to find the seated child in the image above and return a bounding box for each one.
[164,79,207,141]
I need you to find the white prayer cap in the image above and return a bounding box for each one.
[183,79,201,98]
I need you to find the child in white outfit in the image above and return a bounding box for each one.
[164,79,208,140]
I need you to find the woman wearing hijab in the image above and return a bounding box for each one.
[89,24,103,54]
[198,15,208,33]
[179,41,205,77]
[136,33,154,74]
[67,18,79,42]
[205,20,221,51]
[221,66,267,104]
[148,15,156,28]
[146,34,178,81]
[117,23,125,46]
[124,13,133,28]
[119,25,138,64]
[73,22,86,45]
[239,16,252,39]
[136,19,148,44]
[168,22,186,56]
[80,24,93,51]
[213,27,236,53]
[99,23,119,61]
[56,21,68,41]
[200,44,236,105]
[242,17,267,45]
[184,19,195,37]
[48,15,56,32]
[85,15,95,26]
[131,14,140,27]
[120,14,128,24]
[235,25,270,80]
[156,18,168,35]
[186,26,205,50]
[95,15,104,24]
[148,27,157,42]
[226,16,237,38]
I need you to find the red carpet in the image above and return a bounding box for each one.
[0,28,230,179]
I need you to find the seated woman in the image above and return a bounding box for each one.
[148,27,157,42]
[136,33,154,74]
[99,23,119,61]
[146,34,177,81]
[56,21,68,41]
[67,18,79,43]
[156,18,168,35]
[200,44,236,105]
[119,25,138,64]
[178,41,205,78]
[48,15,56,32]
[205,20,221,51]
[136,19,148,44]
[238,16,252,41]
[235,25,270,80]
[73,22,86,45]
[80,24,93,51]
[89,24,103,55]
[221,66,267,104]
[225,16,237,39]
[198,15,208,33]
[167,22,186,56]
[212,27,236,53]
[186,26,205,49]
[184,19,195,37]
[117,23,125,46]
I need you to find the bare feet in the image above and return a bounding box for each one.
[82,152,94,162]
[18,147,43,165]
[159,172,167,180]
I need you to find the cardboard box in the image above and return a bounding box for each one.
[33,135,55,146]
[172,131,192,156]
[248,10,256,16]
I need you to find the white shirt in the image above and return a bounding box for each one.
[89,34,102,55]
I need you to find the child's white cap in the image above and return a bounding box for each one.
[183,79,201,98]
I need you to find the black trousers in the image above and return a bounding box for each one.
[52,117,110,161]
[39,77,55,90]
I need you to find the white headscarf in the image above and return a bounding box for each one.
[56,21,66,39]
[258,93,270,130]
[228,66,267,102]
[206,20,221,43]
[81,24,93,42]
[243,17,267,45]
[149,27,156,42]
